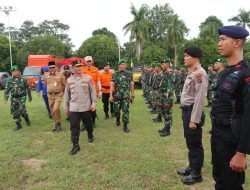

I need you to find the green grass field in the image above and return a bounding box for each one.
[0,89,249,190]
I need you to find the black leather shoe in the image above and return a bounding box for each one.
[88,136,94,143]
[14,122,22,131]
[56,123,62,131]
[182,174,202,185]
[52,124,58,132]
[177,167,192,176]
[69,145,80,155]
[25,117,31,126]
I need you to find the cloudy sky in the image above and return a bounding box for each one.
[0,0,249,49]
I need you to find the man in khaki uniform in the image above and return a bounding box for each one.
[44,61,66,132]
[177,46,208,185]
[64,60,96,155]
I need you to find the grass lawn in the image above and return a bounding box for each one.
[0,89,249,190]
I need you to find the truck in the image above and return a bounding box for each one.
[23,55,64,88]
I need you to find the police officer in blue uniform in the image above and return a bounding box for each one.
[211,25,250,190]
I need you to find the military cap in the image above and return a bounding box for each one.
[10,65,19,72]
[218,25,249,39]
[184,46,203,58]
[48,61,56,67]
[118,58,126,65]
[155,63,162,68]
[162,58,171,64]
[64,65,70,70]
[214,57,227,66]
[72,60,82,67]
[43,66,49,72]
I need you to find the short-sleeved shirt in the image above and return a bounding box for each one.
[99,71,113,93]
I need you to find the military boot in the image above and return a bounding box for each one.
[24,117,31,127]
[69,144,80,155]
[57,123,62,131]
[123,123,130,133]
[104,112,109,119]
[116,115,120,126]
[158,127,165,133]
[159,127,170,137]
[14,122,22,131]
[88,134,94,143]
[52,123,58,132]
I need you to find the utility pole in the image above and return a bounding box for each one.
[0,6,16,68]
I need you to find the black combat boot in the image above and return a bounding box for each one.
[116,115,120,126]
[104,112,109,119]
[14,122,22,131]
[177,166,192,176]
[69,144,80,155]
[123,123,130,133]
[159,127,170,137]
[24,117,31,127]
[158,127,165,133]
[52,123,58,132]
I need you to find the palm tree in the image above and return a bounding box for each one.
[228,9,250,28]
[123,3,149,64]
[167,14,188,65]
[199,16,223,42]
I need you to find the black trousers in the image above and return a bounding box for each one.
[69,111,93,145]
[211,134,244,190]
[181,106,205,174]
[102,93,114,113]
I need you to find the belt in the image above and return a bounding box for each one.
[12,94,26,98]
[180,104,193,110]
[102,85,110,89]
[48,92,61,95]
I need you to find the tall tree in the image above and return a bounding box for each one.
[199,16,223,42]
[167,14,188,64]
[228,9,250,28]
[123,3,149,64]
[19,20,39,41]
[92,27,117,40]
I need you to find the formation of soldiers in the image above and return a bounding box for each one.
[142,60,187,137]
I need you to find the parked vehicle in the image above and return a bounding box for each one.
[0,72,10,89]
[132,66,142,85]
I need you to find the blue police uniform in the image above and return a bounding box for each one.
[211,25,250,190]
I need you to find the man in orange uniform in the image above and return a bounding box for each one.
[82,56,101,127]
[99,63,114,119]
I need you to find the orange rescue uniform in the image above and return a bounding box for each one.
[99,71,113,94]
[82,66,100,92]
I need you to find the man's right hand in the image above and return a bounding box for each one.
[37,92,40,97]
[109,96,114,102]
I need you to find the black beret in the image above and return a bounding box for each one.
[184,46,203,58]
[64,65,70,70]
[48,61,56,67]
[218,25,249,39]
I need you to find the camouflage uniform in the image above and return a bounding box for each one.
[207,70,217,106]
[158,70,175,136]
[175,70,187,103]
[4,72,32,128]
[112,70,133,125]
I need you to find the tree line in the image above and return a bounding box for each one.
[0,3,250,72]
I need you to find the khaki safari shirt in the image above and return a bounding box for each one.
[44,72,66,94]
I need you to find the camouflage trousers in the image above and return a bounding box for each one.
[113,90,130,124]
[159,93,173,129]
[11,96,28,123]
[174,86,182,102]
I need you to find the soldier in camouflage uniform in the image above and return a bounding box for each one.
[109,58,135,133]
[4,65,32,130]
[158,60,175,136]
[206,66,217,107]
[148,64,158,114]
[151,63,163,122]
[211,57,226,102]
[174,67,187,104]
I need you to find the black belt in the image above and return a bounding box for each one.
[180,104,193,111]
[102,85,110,89]
[12,94,26,98]
[48,92,60,95]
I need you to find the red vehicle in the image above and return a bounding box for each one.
[23,55,64,88]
